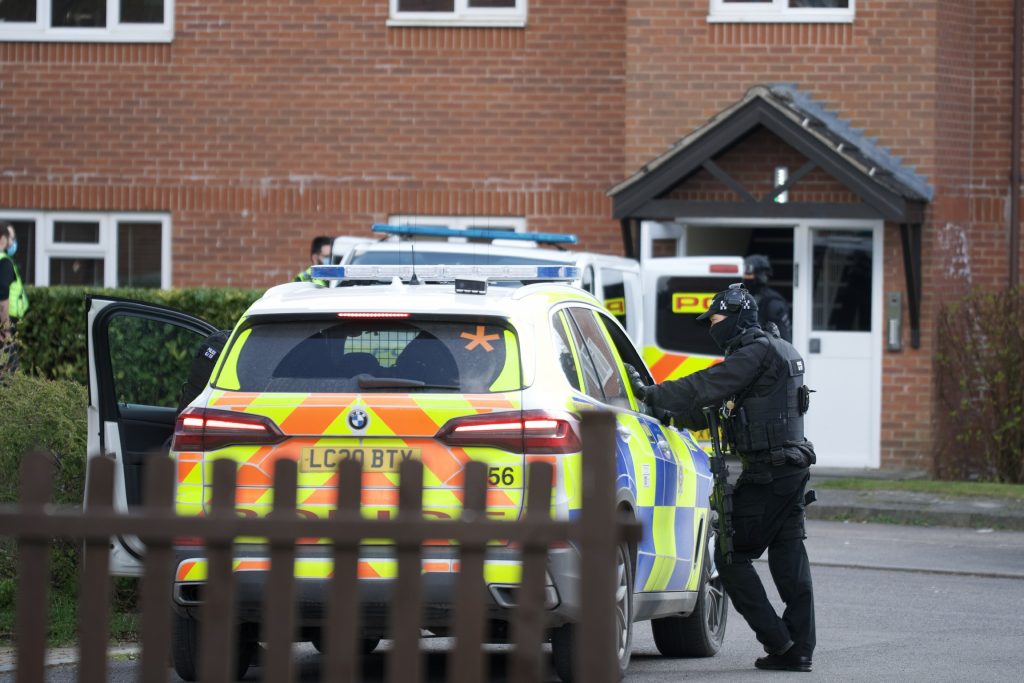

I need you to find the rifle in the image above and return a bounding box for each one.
[702,405,735,565]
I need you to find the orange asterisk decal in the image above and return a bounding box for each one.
[460,325,500,352]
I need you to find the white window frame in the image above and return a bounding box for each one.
[0,210,171,288]
[387,0,527,28]
[0,0,174,43]
[708,0,854,24]
[387,215,526,243]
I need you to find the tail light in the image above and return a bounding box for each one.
[171,407,285,452]
[435,410,581,454]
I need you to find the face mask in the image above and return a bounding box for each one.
[708,315,740,353]
[320,256,332,265]
[5,239,16,257]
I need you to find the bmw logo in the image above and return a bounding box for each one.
[348,409,369,431]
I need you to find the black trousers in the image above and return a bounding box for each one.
[714,468,815,658]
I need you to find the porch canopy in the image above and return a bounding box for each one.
[609,84,932,347]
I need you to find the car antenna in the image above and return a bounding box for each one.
[409,234,420,285]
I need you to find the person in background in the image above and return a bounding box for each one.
[295,235,333,285]
[744,254,792,342]
[0,222,29,376]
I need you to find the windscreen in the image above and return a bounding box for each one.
[214,317,521,394]
[655,276,727,357]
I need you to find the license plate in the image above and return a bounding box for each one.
[299,447,422,473]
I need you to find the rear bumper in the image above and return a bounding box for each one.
[172,544,581,631]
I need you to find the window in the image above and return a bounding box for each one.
[552,311,582,393]
[387,215,526,242]
[0,211,171,288]
[388,0,526,28]
[565,307,630,409]
[0,1,172,42]
[708,0,853,23]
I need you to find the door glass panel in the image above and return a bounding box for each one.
[121,0,163,23]
[54,221,100,243]
[789,1,849,6]
[567,308,629,409]
[2,219,36,284]
[552,312,582,392]
[50,257,103,285]
[107,314,205,409]
[0,0,35,21]
[398,0,455,10]
[812,230,872,332]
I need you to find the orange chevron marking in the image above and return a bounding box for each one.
[177,461,198,483]
[358,563,381,579]
[300,488,338,506]
[367,397,439,437]
[210,392,259,409]
[176,561,198,581]
[650,354,687,383]
[280,403,347,435]
[237,465,273,487]
[486,489,516,507]
[235,560,270,572]
[235,487,270,504]
[362,490,400,506]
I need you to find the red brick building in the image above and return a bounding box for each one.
[1,1,1021,471]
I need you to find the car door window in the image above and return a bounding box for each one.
[107,313,208,409]
[552,311,583,392]
[566,307,630,409]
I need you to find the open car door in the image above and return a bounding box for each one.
[86,296,219,576]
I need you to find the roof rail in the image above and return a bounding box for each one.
[371,224,578,245]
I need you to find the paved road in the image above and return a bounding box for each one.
[10,520,1024,682]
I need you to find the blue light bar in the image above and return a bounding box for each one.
[371,224,578,245]
[309,264,580,283]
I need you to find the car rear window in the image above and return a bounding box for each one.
[655,276,730,357]
[214,317,521,394]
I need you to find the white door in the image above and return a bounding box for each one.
[798,226,881,468]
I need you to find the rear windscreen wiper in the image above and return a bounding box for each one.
[357,377,460,391]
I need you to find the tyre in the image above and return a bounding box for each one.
[310,631,381,655]
[171,613,258,681]
[651,533,728,658]
[551,542,634,683]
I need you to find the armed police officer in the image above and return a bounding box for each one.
[744,254,792,342]
[627,283,816,673]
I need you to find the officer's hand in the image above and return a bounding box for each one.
[624,364,651,402]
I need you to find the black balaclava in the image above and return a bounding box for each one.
[703,285,761,353]
[744,254,772,295]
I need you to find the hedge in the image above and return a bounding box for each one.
[18,286,264,385]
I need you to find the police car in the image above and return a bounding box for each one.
[86,260,726,682]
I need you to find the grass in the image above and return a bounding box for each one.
[0,578,139,647]
[814,478,1024,500]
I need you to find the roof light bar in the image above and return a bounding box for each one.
[310,264,579,283]
[371,224,578,245]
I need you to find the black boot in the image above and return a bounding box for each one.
[755,650,812,672]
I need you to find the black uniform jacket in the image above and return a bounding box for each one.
[644,334,771,433]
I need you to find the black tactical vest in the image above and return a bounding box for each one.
[728,332,807,454]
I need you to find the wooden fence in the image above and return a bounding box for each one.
[0,411,637,683]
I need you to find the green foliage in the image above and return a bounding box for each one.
[815,477,1024,499]
[17,286,264,386]
[936,287,1024,483]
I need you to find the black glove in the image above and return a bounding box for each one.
[624,363,651,403]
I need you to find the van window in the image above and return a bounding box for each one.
[655,276,725,357]
[214,317,521,394]
[600,267,628,330]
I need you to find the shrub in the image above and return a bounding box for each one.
[18,286,264,385]
[935,287,1024,483]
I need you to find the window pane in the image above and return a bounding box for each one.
[811,230,872,332]
[121,0,164,23]
[655,276,722,357]
[568,308,629,408]
[553,312,582,392]
[107,314,204,408]
[789,1,848,7]
[54,220,100,243]
[2,219,36,284]
[118,222,162,288]
[722,1,772,3]
[601,268,628,330]
[50,257,104,286]
[469,0,517,7]
[0,0,36,21]
[51,0,107,27]
[398,0,455,11]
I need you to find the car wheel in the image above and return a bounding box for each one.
[171,614,259,681]
[310,631,381,655]
[551,542,634,683]
[651,533,728,657]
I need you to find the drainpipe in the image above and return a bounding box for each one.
[1011,0,1022,288]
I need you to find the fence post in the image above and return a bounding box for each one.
[509,460,554,683]
[448,461,489,683]
[77,456,115,683]
[322,459,364,683]
[199,458,239,683]
[387,459,424,683]
[139,456,176,683]
[263,458,299,683]
[577,411,620,683]
[14,450,55,683]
